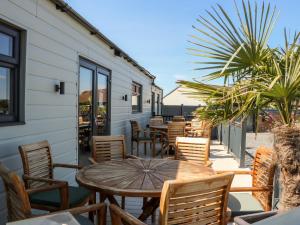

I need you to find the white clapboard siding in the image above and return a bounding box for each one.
[0,0,156,223]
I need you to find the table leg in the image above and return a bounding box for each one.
[138,197,160,222]
[107,195,121,207]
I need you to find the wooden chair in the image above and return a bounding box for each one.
[109,173,234,225]
[89,135,138,209]
[187,120,212,138]
[130,120,155,156]
[172,115,185,122]
[149,117,164,126]
[175,137,212,167]
[0,163,106,225]
[163,122,186,157]
[19,140,93,212]
[217,146,276,219]
[89,135,137,163]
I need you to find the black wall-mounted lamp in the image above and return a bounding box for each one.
[146,99,151,104]
[122,94,128,101]
[55,81,65,95]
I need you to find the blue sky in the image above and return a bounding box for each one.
[65,0,300,94]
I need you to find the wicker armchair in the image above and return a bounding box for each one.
[175,137,212,167]
[0,163,106,225]
[19,140,93,212]
[217,146,276,219]
[109,173,234,225]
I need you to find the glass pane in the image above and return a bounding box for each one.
[79,66,93,152]
[0,32,13,57]
[96,73,108,135]
[0,67,10,115]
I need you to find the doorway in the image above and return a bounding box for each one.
[78,58,111,164]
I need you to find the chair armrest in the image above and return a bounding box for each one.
[216,170,253,175]
[110,204,147,225]
[125,155,141,159]
[53,163,82,169]
[23,175,69,209]
[89,157,98,164]
[230,186,271,192]
[50,203,107,225]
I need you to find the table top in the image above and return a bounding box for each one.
[6,212,80,225]
[149,125,168,130]
[76,159,215,197]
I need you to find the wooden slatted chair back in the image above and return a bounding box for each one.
[175,137,209,165]
[92,135,126,162]
[159,173,234,225]
[130,120,141,140]
[191,120,212,138]
[19,140,53,188]
[167,122,186,147]
[172,116,185,122]
[252,146,275,211]
[0,163,32,221]
[149,118,163,126]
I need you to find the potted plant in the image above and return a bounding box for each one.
[178,0,300,210]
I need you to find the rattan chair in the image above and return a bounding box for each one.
[217,146,276,219]
[130,120,155,156]
[0,163,106,225]
[175,137,212,167]
[19,140,93,212]
[109,173,234,225]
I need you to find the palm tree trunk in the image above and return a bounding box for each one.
[273,125,300,210]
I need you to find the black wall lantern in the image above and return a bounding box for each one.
[146,99,151,104]
[122,94,128,101]
[55,81,65,95]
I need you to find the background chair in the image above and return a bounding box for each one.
[0,163,106,225]
[19,140,92,212]
[163,121,186,157]
[130,120,155,156]
[175,137,212,167]
[218,146,276,219]
[172,115,185,122]
[109,173,234,225]
[149,117,164,126]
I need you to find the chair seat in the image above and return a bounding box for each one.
[29,186,91,208]
[228,192,264,218]
[74,215,94,225]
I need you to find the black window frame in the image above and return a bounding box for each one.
[0,21,25,126]
[131,82,142,113]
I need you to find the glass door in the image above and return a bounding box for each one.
[78,58,110,164]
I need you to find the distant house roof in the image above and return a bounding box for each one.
[163,86,206,106]
[49,0,156,80]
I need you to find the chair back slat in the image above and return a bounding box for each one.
[159,173,234,225]
[149,118,163,126]
[0,164,32,221]
[252,146,275,211]
[175,137,209,165]
[130,120,141,140]
[19,140,53,188]
[172,116,185,122]
[189,120,212,138]
[92,135,126,162]
[167,122,186,147]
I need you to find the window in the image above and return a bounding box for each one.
[0,22,24,124]
[132,82,142,113]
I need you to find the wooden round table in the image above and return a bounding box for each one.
[76,159,214,221]
[149,125,168,131]
[76,159,214,197]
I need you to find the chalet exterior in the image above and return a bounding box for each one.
[0,0,162,223]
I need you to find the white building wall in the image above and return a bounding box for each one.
[0,0,154,223]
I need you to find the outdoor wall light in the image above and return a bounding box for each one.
[122,94,128,101]
[55,81,65,95]
[146,99,151,103]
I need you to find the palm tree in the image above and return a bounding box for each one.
[178,0,300,210]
